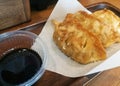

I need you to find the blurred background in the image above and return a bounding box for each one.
[30,0,58,10]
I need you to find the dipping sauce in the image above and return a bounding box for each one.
[0,48,42,85]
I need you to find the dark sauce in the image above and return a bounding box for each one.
[0,48,42,85]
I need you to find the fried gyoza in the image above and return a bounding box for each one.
[64,11,119,48]
[52,20,106,64]
[92,9,120,43]
[52,9,120,64]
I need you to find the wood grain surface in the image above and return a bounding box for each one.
[0,5,53,34]
[0,0,30,30]
[84,67,120,86]
[80,0,120,10]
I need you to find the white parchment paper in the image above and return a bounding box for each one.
[32,0,120,77]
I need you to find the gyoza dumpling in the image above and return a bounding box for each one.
[92,9,120,43]
[65,11,118,48]
[52,19,106,64]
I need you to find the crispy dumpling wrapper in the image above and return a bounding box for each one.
[52,20,106,64]
[65,10,120,48]
[52,9,120,64]
[92,9,120,43]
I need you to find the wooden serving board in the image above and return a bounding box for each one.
[80,0,120,10]
[84,67,120,86]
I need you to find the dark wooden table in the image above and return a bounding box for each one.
[0,0,120,86]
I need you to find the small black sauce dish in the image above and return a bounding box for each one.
[0,31,47,86]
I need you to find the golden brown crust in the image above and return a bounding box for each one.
[65,10,118,48]
[52,9,120,64]
[92,9,120,43]
[52,19,106,64]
